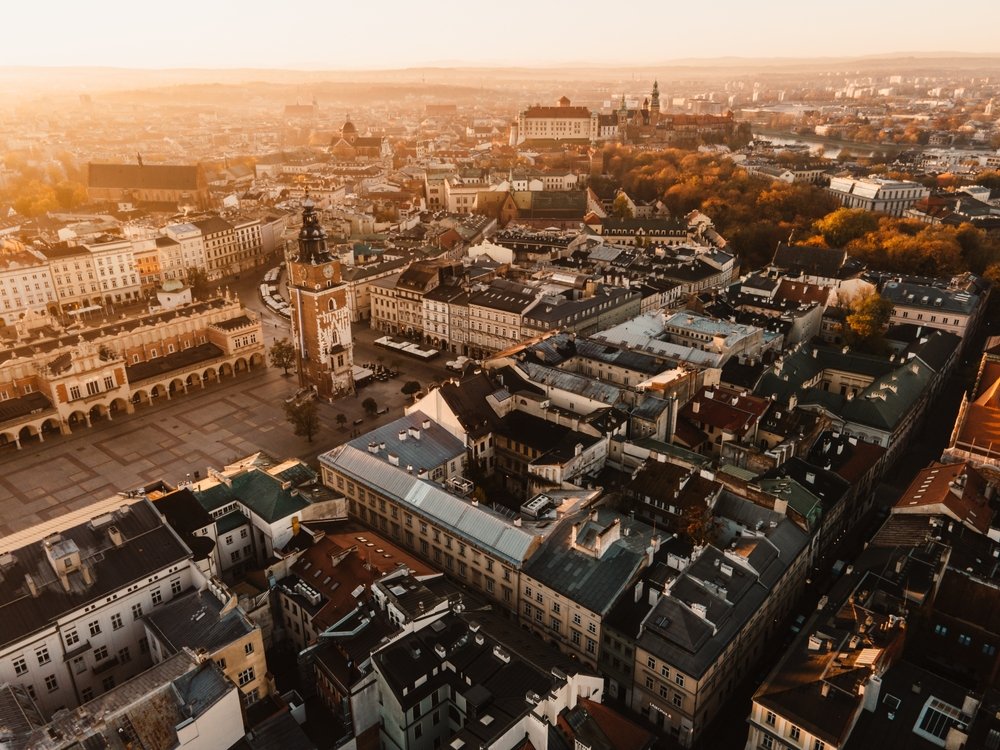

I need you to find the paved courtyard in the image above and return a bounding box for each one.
[0,321,456,537]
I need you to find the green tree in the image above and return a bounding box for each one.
[611,192,634,219]
[843,291,893,351]
[53,180,88,210]
[269,338,295,376]
[401,381,421,397]
[284,399,319,443]
[336,412,347,430]
[362,397,378,416]
[814,208,879,248]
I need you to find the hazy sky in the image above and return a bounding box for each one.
[3,0,998,69]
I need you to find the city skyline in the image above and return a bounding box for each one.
[3,0,999,70]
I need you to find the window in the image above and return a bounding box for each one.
[44,674,58,692]
[102,676,116,691]
[958,634,972,646]
[572,613,582,626]
[170,578,182,596]
[645,676,654,690]
[73,656,86,674]
[790,726,801,741]
[765,710,776,727]
[245,642,254,655]
[36,646,50,666]
[587,622,597,634]
[552,602,561,614]
[660,665,670,678]
[111,613,123,630]
[139,637,149,654]
[586,638,596,654]
[217,657,227,669]
[571,629,581,645]
[812,742,825,750]
[646,656,656,669]
[523,603,532,616]
[934,624,948,636]
[132,603,143,620]
[535,609,543,622]
[983,643,997,656]
[69,385,81,400]
[761,737,774,750]
[89,620,101,637]
[12,657,27,676]
[81,687,94,702]
[103,376,115,391]
[659,683,668,699]
[675,674,685,688]
[550,617,560,631]
[93,646,109,662]
[118,646,131,663]
[238,667,255,687]
[240,528,248,539]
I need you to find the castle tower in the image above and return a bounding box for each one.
[650,80,661,124]
[287,200,354,398]
[617,94,629,142]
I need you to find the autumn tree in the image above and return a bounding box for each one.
[362,397,378,416]
[611,192,634,219]
[284,399,319,443]
[843,291,893,352]
[269,338,295,376]
[185,267,210,295]
[682,504,715,548]
[813,208,879,248]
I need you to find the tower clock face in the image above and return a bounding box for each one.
[323,265,334,279]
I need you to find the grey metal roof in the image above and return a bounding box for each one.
[322,446,536,565]
[338,411,465,473]
[145,589,254,654]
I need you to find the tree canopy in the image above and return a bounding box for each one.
[843,291,894,352]
[269,338,295,376]
[284,399,319,443]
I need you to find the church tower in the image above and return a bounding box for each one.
[287,200,354,398]
[650,80,661,125]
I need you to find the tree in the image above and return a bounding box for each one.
[284,399,319,443]
[185,267,210,296]
[362,397,378,417]
[843,291,893,351]
[611,192,634,219]
[814,208,878,248]
[682,504,715,548]
[401,381,421,397]
[269,338,295,376]
[336,412,347,430]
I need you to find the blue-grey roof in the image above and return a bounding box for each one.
[337,411,465,473]
[145,589,254,654]
[322,446,536,565]
[516,361,626,406]
[523,508,657,615]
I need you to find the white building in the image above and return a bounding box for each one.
[827,176,930,216]
[0,495,200,714]
[0,241,58,324]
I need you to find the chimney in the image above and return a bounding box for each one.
[422,418,431,430]
[398,430,407,442]
[692,401,700,414]
[108,526,124,547]
[24,573,39,598]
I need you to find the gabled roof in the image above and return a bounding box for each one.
[88,163,201,191]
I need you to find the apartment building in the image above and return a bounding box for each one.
[882,277,985,351]
[193,216,237,280]
[319,442,537,610]
[144,583,269,706]
[0,496,199,714]
[0,241,57,324]
[624,493,810,747]
[467,280,540,358]
[519,508,661,668]
[372,609,604,750]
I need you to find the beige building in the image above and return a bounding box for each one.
[319,443,537,610]
[370,273,402,334]
[0,296,264,449]
[0,240,58,324]
[144,583,269,707]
